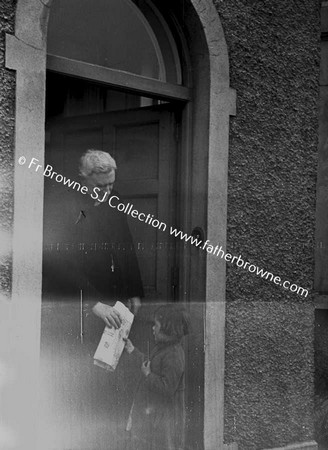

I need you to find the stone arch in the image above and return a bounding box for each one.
[5,1,236,449]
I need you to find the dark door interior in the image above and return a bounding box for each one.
[45,105,177,302]
[40,71,206,450]
[41,73,183,449]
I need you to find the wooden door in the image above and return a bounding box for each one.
[41,106,178,449]
[45,106,177,302]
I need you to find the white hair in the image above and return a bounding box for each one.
[79,149,117,177]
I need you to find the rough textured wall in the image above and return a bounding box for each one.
[0,0,16,298]
[0,0,320,448]
[215,0,320,448]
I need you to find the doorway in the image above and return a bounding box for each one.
[40,72,205,449]
[44,72,179,303]
[6,0,235,447]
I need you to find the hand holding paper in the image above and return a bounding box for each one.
[93,301,134,371]
[92,302,122,329]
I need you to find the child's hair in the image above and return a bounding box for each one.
[154,304,190,340]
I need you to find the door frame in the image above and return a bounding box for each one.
[5,1,236,449]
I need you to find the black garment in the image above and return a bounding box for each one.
[41,183,145,449]
[42,183,144,307]
[128,340,186,450]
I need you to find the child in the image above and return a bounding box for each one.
[124,304,190,450]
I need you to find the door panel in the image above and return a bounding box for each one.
[114,123,159,181]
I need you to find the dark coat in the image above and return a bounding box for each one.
[43,184,144,306]
[128,340,186,450]
[42,183,144,349]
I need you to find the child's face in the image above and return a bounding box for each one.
[152,319,161,342]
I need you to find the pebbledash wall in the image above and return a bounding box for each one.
[217,0,320,449]
[0,1,320,450]
[0,1,15,296]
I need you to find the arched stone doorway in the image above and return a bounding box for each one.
[5,0,236,448]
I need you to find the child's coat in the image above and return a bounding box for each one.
[128,340,185,450]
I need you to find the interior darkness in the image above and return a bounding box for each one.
[46,71,165,120]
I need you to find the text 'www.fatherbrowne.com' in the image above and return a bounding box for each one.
[18,156,309,298]
[169,227,309,298]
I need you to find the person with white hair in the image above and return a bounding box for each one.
[43,148,144,329]
[79,149,142,326]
